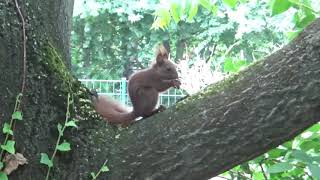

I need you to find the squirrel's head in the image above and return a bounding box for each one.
[152,44,179,80]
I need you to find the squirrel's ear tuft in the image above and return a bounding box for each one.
[156,44,168,65]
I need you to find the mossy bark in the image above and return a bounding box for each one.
[1,1,320,180]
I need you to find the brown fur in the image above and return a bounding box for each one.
[93,44,181,124]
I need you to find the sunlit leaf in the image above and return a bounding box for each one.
[199,0,212,10]
[270,0,292,16]
[223,0,237,8]
[187,4,198,22]
[170,3,181,23]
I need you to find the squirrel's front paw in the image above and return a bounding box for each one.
[171,79,181,89]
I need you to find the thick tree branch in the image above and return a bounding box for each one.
[101,19,320,179]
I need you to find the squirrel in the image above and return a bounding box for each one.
[92,44,181,124]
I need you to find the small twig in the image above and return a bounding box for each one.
[13,0,27,94]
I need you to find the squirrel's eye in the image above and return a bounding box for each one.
[166,68,171,71]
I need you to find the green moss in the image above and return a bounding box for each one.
[42,43,75,92]
[41,42,99,122]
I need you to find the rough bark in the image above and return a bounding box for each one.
[1,1,320,180]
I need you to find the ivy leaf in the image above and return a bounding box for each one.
[308,164,320,179]
[57,141,71,152]
[101,165,110,172]
[0,162,3,169]
[223,0,237,8]
[1,140,15,154]
[267,162,293,173]
[0,172,8,180]
[57,123,63,136]
[90,172,96,179]
[65,120,78,128]
[40,153,53,167]
[270,0,292,16]
[12,111,22,121]
[2,123,13,135]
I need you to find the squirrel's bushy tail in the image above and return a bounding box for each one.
[92,95,137,123]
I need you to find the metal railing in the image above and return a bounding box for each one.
[80,78,185,107]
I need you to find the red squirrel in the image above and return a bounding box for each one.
[93,44,181,124]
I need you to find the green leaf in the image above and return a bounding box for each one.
[2,123,13,135]
[40,153,53,167]
[187,4,198,22]
[0,172,8,180]
[291,150,313,164]
[270,0,292,16]
[296,12,315,29]
[170,3,181,23]
[12,111,22,121]
[224,58,247,73]
[101,165,109,172]
[65,120,78,128]
[268,148,286,158]
[90,172,96,179]
[299,140,318,151]
[211,4,218,15]
[308,123,320,133]
[199,0,212,10]
[267,162,293,173]
[0,162,3,169]
[1,140,15,154]
[308,164,320,179]
[253,172,264,180]
[57,123,63,136]
[282,141,293,149]
[224,58,236,72]
[223,0,237,8]
[287,30,301,41]
[57,141,71,152]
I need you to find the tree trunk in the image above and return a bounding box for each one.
[1,1,320,180]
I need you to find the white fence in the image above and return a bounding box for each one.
[80,79,185,107]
